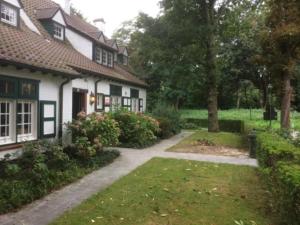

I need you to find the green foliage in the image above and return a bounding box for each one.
[67,112,120,159]
[256,132,300,168]
[183,118,244,133]
[0,140,120,214]
[151,103,182,138]
[256,131,300,224]
[111,111,160,148]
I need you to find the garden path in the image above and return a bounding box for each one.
[0,131,257,225]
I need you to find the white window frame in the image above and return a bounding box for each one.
[0,100,15,145]
[96,93,104,111]
[53,23,64,41]
[131,98,139,113]
[0,2,18,27]
[108,52,113,67]
[111,96,122,112]
[17,101,37,143]
[102,50,108,66]
[95,47,102,64]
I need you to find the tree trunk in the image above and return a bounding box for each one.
[237,87,241,109]
[205,0,219,132]
[281,74,292,129]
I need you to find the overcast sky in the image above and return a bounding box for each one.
[53,0,161,37]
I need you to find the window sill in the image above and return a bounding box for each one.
[0,143,23,152]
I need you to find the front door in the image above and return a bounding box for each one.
[72,89,87,119]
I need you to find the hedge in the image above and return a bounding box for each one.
[256,132,300,168]
[184,118,244,133]
[256,131,300,224]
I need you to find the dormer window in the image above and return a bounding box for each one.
[102,50,107,66]
[95,47,102,64]
[53,23,64,41]
[108,52,113,68]
[0,2,18,27]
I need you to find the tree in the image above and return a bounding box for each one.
[261,0,300,129]
[70,6,87,21]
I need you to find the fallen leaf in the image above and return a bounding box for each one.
[160,214,168,217]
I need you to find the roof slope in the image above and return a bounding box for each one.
[0,0,146,86]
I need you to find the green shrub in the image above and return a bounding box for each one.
[67,112,120,159]
[256,132,300,168]
[267,163,300,225]
[112,111,160,148]
[0,140,120,214]
[183,118,244,133]
[152,103,182,139]
[255,131,300,224]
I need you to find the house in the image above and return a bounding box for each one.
[0,0,147,157]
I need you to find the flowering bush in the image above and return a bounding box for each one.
[67,112,120,159]
[112,111,160,148]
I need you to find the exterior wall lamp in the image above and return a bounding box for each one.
[89,92,96,105]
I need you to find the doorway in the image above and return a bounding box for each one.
[72,89,87,119]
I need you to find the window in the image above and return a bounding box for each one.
[131,99,139,113]
[0,78,16,98]
[95,47,102,64]
[0,3,18,26]
[96,93,104,111]
[122,97,131,111]
[114,52,118,62]
[110,85,122,112]
[102,50,107,65]
[17,101,36,142]
[139,99,144,112]
[0,100,14,145]
[53,23,64,40]
[108,52,113,67]
[111,96,122,111]
[0,76,39,146]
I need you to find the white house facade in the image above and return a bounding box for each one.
[0,0,147,157]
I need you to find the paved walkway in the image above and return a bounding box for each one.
[0,131,257,225]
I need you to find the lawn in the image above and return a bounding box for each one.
[168,130,247,154]
[51,158,277,225]
[180,108,300,130]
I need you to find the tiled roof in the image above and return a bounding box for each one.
[36,7,59,20]
[63,13,116,51]
[0,0,146,87]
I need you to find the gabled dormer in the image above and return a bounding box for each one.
[0,0,22,27]
[118,46,129,66]
[36,7,66,41]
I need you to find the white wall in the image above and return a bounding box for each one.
[53,10,66,26]
[66,29,93,59]
[0,66,65,157]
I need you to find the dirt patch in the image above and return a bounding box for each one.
[171,144,248,157]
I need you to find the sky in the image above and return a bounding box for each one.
[53,0,161,37]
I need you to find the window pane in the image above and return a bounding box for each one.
[0,79,15,98]
[19,81,38,99]
[54,23,64,40]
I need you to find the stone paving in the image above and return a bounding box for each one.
[0,131,257,225]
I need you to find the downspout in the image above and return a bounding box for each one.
[59,78,74,138]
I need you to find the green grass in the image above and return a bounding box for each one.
[51,158,277,225]
[180,109,300,130]
[169,130,247,151]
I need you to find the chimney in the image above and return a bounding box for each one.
[65,0,71,15]
[93,18,106,32]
